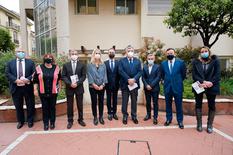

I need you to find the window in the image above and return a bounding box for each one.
[147,0,171,15]
[76,0,98,14]
[13,31,19,44]
[115,0,136,15]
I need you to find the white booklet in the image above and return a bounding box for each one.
[128,83,138,91]
[70,75,79,84]
[192,81,205,94]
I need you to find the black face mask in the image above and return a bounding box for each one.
[167,55,174,60]
[44,58,52,64]
[109,54,115,59]
[201,57,209,62]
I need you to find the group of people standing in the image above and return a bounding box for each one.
[5,45,220,134]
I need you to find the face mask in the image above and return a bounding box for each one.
[128,51,134,58]
[109,53,115,59]
[44,58,52,64]
[71,55,78,61]
[148,60,154,65]
[167,54,174,60]
[201,52,209,59]
[16,52,25,59]
[95,54,101,59]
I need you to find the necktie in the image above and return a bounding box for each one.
[110,60,114,72]
[72,61,76,75]
[18,59,23,78]
[130,59,133,70]
[169,62,173,74]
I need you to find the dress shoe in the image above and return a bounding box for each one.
[50,123,55,130]
[113,114,118,120]
[17,122,24,129]
[108,114,113,121]
[153,119,158,125]
[164,120,172,126]
[67,122,73,129]
[132,118,139,124]
[99,117,105,125]
[28,122,33,128]
[178,122,184,129]
[143,115,151,121]
[93,117,98,126]
[44,125,49,131]
[78,120,86,127]
[122,117,128,125]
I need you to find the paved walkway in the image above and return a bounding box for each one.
[0,105,233,155]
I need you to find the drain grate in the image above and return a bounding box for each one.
[117,140,152,155]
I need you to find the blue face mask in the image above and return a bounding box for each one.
[16,52,25,59]
[201,52,209,59]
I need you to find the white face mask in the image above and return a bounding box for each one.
[95,54,101,59]
[128,51,134,58]
[71,55,78,61]
[148,60,154,65]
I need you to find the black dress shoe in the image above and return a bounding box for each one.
[132,118,139,124]
[143,115,151,121]
[122,117,128,125]
[50,123,55,130]
[178,122,184,129]
[153,119,158,125]
[164,120,172,126]
[67,122,73,129]
[44,125,49,131]
[99,117,105,125]
[108,114,113,121]
[28,122,33,128]
[93,117,98,126]
[78,120,86,127]
[113,114,118,120]
[17,122,24,129]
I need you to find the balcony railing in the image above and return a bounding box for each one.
[6,22,20,31]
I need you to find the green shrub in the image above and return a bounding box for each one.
[0,52,15,96]
[220,78,233,96]
[0,28,15,53]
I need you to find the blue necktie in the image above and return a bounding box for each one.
[169,62,173,74]
[110,60,114,72]
[130,59,133,70]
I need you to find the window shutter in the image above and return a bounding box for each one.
[147,0,171,15]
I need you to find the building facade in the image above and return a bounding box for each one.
[0,5,35,53]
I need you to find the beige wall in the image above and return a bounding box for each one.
[68,0,141,50]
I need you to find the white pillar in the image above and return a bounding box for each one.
[56,0,70,54]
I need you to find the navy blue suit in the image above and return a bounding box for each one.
[142,63,161,119]
[104,59,120,115]
[119,57,142,118]
[160,58,186,123]
[5,58,35,123]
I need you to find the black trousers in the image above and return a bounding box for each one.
[121,89,138,119]
[106,89,118,115]
[12,86,35,123]
[145,90,159,119]
[195,93,216,111]
[40,95,57,125]
[67,93,84,123]
[89,88,105,118]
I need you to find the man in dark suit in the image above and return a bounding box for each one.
[142,53,161,125]
[62,49,86,129]
[104,48,120,121]
[119,45,142,125]
[5,49,35,129]
[160,48,186,129]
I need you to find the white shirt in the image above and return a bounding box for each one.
[16,58,25,79]
[109,59,115,69]
[148,65,153,74]
[168,58,175,72]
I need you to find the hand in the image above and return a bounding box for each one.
[128,78,135,86]
[21,78,30,84]
[15,79,24,85]
[204,81,213,88]
[99,85,104,90]
[92,84,100,90]
[71,83,77,88]
[146,85,152,90]
[34,89,39,97]
[198,83,207,88]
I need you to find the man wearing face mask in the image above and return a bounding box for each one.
[160,48,186,129]
[119,45,142,125]
[62,50,86,129]
[104,48,120,121]
[142,53,161,125]
[5,49,35,129]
